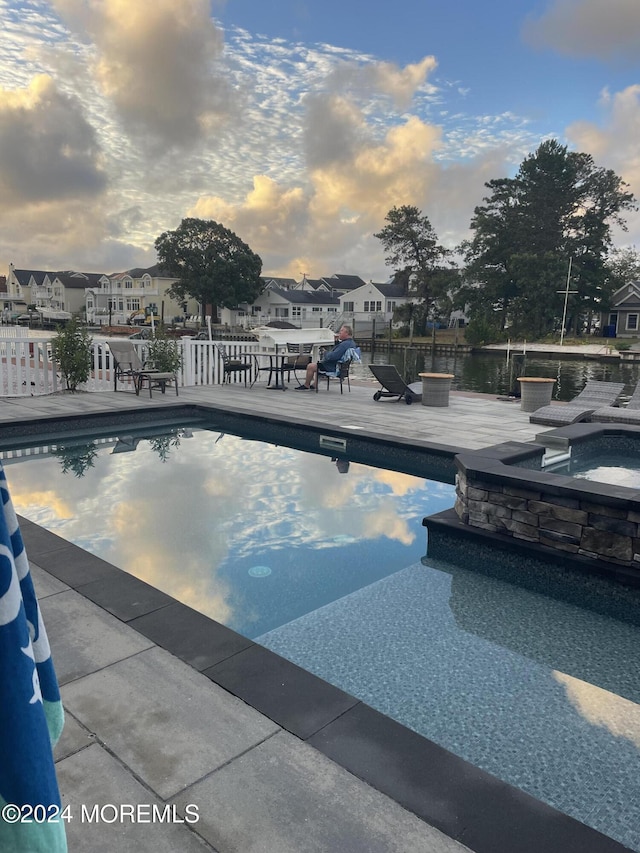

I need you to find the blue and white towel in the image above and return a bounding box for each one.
[323,347,362,376]
[0,463,67,851]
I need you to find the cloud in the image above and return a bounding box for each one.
[323,55,438,112]
[0,74,107,204]
[567,85,640,241]
[523,0,640,61]
[554,671,640,747]
[52,0,228,149]
[192,101,444,278]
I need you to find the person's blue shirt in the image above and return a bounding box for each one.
[321,336,356,367]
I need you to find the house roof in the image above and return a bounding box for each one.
[125,264,175,279]
[270,287,340,306]
[320,274,367,291]
[10,269,106,289]
[261,276,297,289]
[300,279,329,291]
[610,281,640,306]
[375,282,406,298]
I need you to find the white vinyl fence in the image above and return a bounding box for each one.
[0,336,263,397]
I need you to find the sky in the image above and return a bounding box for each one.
[0,0,639,282]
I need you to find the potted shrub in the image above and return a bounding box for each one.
[147,329,183,374]
[51,317,92,391]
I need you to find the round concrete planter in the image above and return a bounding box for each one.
[419,373,455,407]
[517,377,556,412]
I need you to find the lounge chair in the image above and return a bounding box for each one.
[369,364,422,404]
[590,383,640,423]
[108,340,178,397]
[529,380,625,426]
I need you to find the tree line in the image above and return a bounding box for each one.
[153,139,638,343]
[374,139,638,342]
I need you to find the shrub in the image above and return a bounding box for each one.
[147,329,183,373]
[464,317,503,347]
[51,317,92,391]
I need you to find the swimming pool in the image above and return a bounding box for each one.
[5,421,454,638]
[5,415,640,851]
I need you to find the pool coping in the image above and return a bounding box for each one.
[10,406,637,853]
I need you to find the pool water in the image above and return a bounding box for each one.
[5,420,640,851]
[569,453,640,489]
[5,424,453,638]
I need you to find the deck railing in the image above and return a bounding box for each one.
[0,335,264,397]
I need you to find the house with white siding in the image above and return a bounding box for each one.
[338,280,410,328]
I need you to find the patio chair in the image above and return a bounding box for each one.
[316,347,361,394]
[108,340,178,398]
[369,364,422,404]
[590,382,640,423]
[215,344,255,386]
[284,342,312,384]
[529,380,624,426]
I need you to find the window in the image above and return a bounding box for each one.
[626,314,638,331]
[375,301,382,312]
[343,301,354,312]
[125,279,133,289]
[387,301,396,312]
[252,305,262,315]
[292,306,301,317]
[126,299,140,312]
[312,306,321,312]
[364,301,370,312]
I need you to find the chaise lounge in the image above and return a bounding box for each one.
[529,380,625,426]
[590,382,640,424]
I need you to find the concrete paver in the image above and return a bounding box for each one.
[39,588,154,685]
[56,744,214,853]
[171,730,470,853]
[61,646,280,799]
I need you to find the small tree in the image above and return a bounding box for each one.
[51,317,92,391]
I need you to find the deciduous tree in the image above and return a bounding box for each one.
[155,218,263,322]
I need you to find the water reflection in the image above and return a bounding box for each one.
[353,349,640,401]
[5,426,455,637]
[52,441,98,477]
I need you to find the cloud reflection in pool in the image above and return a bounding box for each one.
[6,426,455,637]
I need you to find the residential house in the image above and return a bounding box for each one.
[5,266,107,316]
[85,264,197,325]
[339,280,411,331]
[220,277,340,328]
[601,281,640,338]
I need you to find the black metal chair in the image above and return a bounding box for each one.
[284,343,312,384]
[215,344,255,386]
[316,347,361,394]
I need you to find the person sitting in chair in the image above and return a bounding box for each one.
[294,324,356,390]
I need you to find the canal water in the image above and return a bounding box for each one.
[353,349,640,402]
